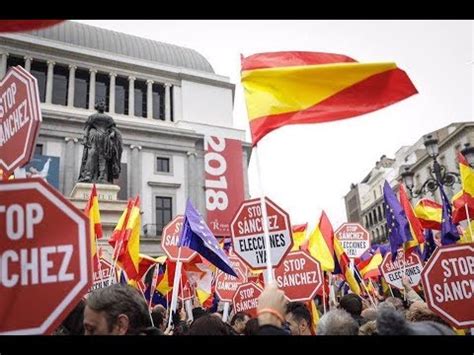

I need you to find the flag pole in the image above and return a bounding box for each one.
[402,249,407,301]
[148,265,159,311]
[353,267,376,308]
[254,145,274,282]
[322,272,327,314]
[168,248,183,328]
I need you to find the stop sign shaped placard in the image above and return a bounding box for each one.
[215,267,247,302]
[0,66,42,176]
[90,258,117,292]
[380,249,423,290]
[335,223,370,259]
[230,197,293,270]
[421,243,474,328]
[0,178,91,334]
[274,251,323,302]
[161,215,197,262]
[232,282,263,318]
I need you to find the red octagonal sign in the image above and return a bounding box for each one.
[0,178,91,334]
[215,267,247,302]
[274,250,323,302]
[230,197,293,270]
[232,282,263,318]
[161,215,197,262]
[421,243,474,328]
[380,249,423,290]
[335,223,370,259]
[0,66,42,176]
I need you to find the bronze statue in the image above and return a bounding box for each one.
[78,101,122,184]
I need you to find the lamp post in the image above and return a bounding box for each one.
[401,134,460,199]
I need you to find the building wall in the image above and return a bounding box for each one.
[181,80,234,128]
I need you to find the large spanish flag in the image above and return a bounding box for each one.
[241,51,418,145]
[414,198,442,230]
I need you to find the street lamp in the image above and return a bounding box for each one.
[401,134,460,198]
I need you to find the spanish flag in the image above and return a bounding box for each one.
[452,153,474,223]
[307,211,335,272]
[414,198,442,230]
[111,197,141,280]
[357,250,383,280]
[84,184,103,271]
[241,51,417,145]
[334,238,361,296]
[291,223,308,251]
[399,184,425,249]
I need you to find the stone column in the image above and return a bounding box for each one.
[24,56,33,72]
[164,83,172,122]
[172,85,182,122]
[0,52,8,78]
[130,145,142,198]
[146,79,153,119]
[109,72,116,114]
[88,69,97,110]
[45,60,55,104]
[128,76,135,117]
[64,137,78,196]
[67,64,77,107]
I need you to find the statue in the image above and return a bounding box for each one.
[78,100,122,184]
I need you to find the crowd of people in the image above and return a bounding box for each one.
[53,274,461,336]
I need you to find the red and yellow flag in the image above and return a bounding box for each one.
[241,51,417,145]
[357,250,383,280]
[399,185,425,249]
[414,198,442,230]
[452,153,474,223]
[291,223,308,251]
[334,238,361,296]
[307,211,335,272]
[84,184,103,271]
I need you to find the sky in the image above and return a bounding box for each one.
[77,20,473,231]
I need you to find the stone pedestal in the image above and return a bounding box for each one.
[68,182,165,259]
[69,183,127,260]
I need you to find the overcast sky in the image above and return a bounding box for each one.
[77,20,473,231]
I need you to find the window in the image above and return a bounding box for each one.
[74,68,90,109]
[156,157,170,173]
[170,85,174,122]
[369,213,373,227]
[6,55,25,70]
[115,76,129,115]
[30,60,47,103]
[378,205,383,221]
[34,144,43,156]
[52,64,69,106]
[155,197,172,235]
[152,83,165,120]
[134,80,147,118]
[373,190,377,200]
[95,73,110,111]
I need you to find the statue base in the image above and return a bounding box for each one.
[69,182,127,260]
[70,182,121,201]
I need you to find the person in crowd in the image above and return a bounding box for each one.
[317,309,359,335]
[361,307,378,322]
[405,301,451,327]
[256,282,289,335]
[338,294,366,326]
[230,312,250,335]
[187,315,233,335]
[151,306,167,333]
[54,299,86,335]
[83,284,151,335]
[376,303,454,335]
[358,320,378,336]
[243,318,260,336]
[191,307,209,323]
[285,302,312,335]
